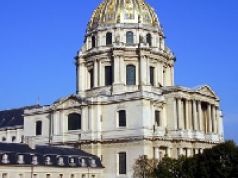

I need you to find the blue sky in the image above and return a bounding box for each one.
[0,0,237,143]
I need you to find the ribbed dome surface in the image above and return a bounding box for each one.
[88,0,161,31]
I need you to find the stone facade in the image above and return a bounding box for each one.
[0,0,224,178]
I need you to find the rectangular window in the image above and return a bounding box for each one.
[36,121,42,136]
[118,110,126,127]
[150,66,155,86]
[105,66,113,86]
[119,152,127,175]
[89,69,94,88]
[155,110,161,127]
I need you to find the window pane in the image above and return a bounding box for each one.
[150,66,155,86]
[119,152,127,174]
[146,33,152,46]
[68,113,81,130]
[119,110,126,127]
[36,121,42,136]
[106,32,112,45]
[105,66,113,86]
[126,31,134,44]
[89,69,94,88]
[92,36,96,48]
[126,65,136,85]
[155,111,161,126]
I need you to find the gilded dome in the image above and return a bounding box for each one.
[88,0,161,31]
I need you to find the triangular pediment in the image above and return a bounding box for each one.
[196,85,218,98]
[52,95,81,109]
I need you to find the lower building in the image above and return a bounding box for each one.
[0,143,103,178]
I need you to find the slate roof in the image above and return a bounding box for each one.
[0,143,103,168]
[0,105,40,130]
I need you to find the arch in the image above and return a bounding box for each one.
[126,65,136,85]
[68,113,81,130]
[146,33,152,46]
[126,31,134,44]
[92,35,96,48]
[106,32,113,45]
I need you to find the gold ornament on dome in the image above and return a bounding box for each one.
[88,0,160,31]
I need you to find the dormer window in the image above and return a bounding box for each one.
[90,159,97,168]
[57,156,64,166]
[69,157,76,166]
[32,155,38,165]
[126,31,134,44]
[17,155,24,164]
[81,158,87,167]
[45,156,52,165]
[2,154,9,164]
[12,136,16,142]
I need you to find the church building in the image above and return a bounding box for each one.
[0,0,224,178]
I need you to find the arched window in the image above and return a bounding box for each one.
[36,121,42,136]
[126,31,134,44]
[126,65,136,85]
[68,113,81,131]
[2,137,6,142]
[106,32,112,45]
[118,110,126,127]
[146,33,152,46]
[92,36,96,48]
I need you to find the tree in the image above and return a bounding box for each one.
[133,155,158,178]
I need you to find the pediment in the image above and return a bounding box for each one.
[196,85,218,98]
[52,95,81,109]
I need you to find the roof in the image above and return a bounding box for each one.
[0,105,40,130]
[0,143,103,168]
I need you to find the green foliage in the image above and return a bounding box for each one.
[155,141,238,178]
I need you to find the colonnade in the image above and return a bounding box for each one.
[77,54,174,92]
[175,98,220,134]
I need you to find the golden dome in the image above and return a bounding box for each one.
[88,0,161,31]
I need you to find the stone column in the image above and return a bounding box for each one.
[178,99,184,129]
[208,104,212,133]
[113,55,120,85]
[154,147,159,160]
[88,105,94,132]
[119,56,125,84]
[185,100,189,130]
[98,60,102,87]
[93,60,98,87]
[170,66,175,86]
[192,100,198,131]
[198,101,203,132]
[139,55,147,85]
[174,98,178,130]
[211,105,216,133]
[146,57,150,85]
